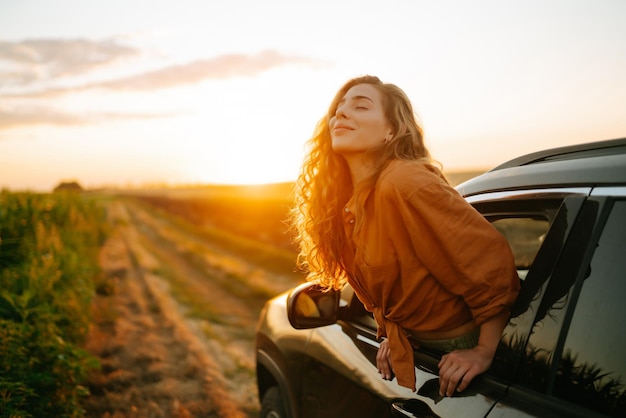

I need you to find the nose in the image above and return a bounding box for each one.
[335,103,347,119]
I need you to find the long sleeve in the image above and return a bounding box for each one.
[383,165,520,326]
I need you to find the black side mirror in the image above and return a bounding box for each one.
[287,282,340,329]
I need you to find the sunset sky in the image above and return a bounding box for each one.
[1,0,625,191]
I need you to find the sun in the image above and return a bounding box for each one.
[214,149,301,185]
[175,68,334,186]
[184,135,304,186]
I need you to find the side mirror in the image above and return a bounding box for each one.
[287,282,341,329]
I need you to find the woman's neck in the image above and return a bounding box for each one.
[343,154,376,187]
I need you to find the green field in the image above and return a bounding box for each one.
[0,191,106,417]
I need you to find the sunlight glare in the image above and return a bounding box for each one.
[180,68,331,185]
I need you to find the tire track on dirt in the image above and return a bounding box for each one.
[124,200,263,413]
[84,197,300,417]
[83,201,246,416]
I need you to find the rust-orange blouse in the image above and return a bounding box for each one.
[341,160,520,391]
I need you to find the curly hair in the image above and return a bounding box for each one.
[291,75,433,289]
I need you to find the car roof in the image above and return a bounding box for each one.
[456,137,626,197]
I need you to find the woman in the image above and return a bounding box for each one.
[291,75,520,396]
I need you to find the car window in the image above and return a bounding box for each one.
[490,217,550,279]
[476,196,587,383]
[552,199,626,417]
[507,198,600,393]
[474,197,561,282]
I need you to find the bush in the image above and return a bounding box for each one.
[0,191,105,417]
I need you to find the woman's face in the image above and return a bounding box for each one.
[329,83,393,157]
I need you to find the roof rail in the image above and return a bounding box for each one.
[491,137,626,171]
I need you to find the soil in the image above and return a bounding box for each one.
[81,198,301,417]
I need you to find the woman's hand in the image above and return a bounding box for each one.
[376,338,394,380]
[437,310,509,396]
[437,345,493,396]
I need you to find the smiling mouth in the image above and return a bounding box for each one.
[333,125,353,132]
[332,127,352,136]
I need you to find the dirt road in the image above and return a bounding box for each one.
[82,198,301,417]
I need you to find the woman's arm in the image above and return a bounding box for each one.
[437,309,509,397]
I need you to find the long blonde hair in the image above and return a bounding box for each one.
[292,75,432,289]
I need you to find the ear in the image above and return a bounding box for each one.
[384,123,394,142]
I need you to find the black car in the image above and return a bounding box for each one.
[255,138,626,418]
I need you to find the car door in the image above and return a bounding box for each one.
[487,189,626,418]
[298,189,586,417]
[299,286,506,418]
[297,301,395,418]
[392,190,587,417]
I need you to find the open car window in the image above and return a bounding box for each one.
[344,197,566,332]
[489,217,550,280]
[475,197,562,282]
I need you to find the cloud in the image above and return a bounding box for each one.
[100,50,320,90]
[0,38,139,87]
[2,50,325,98]
[0,106,171,131]
[0,44,325,130]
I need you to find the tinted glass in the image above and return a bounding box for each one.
[554,200,626,417]
[508,198,598,394]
